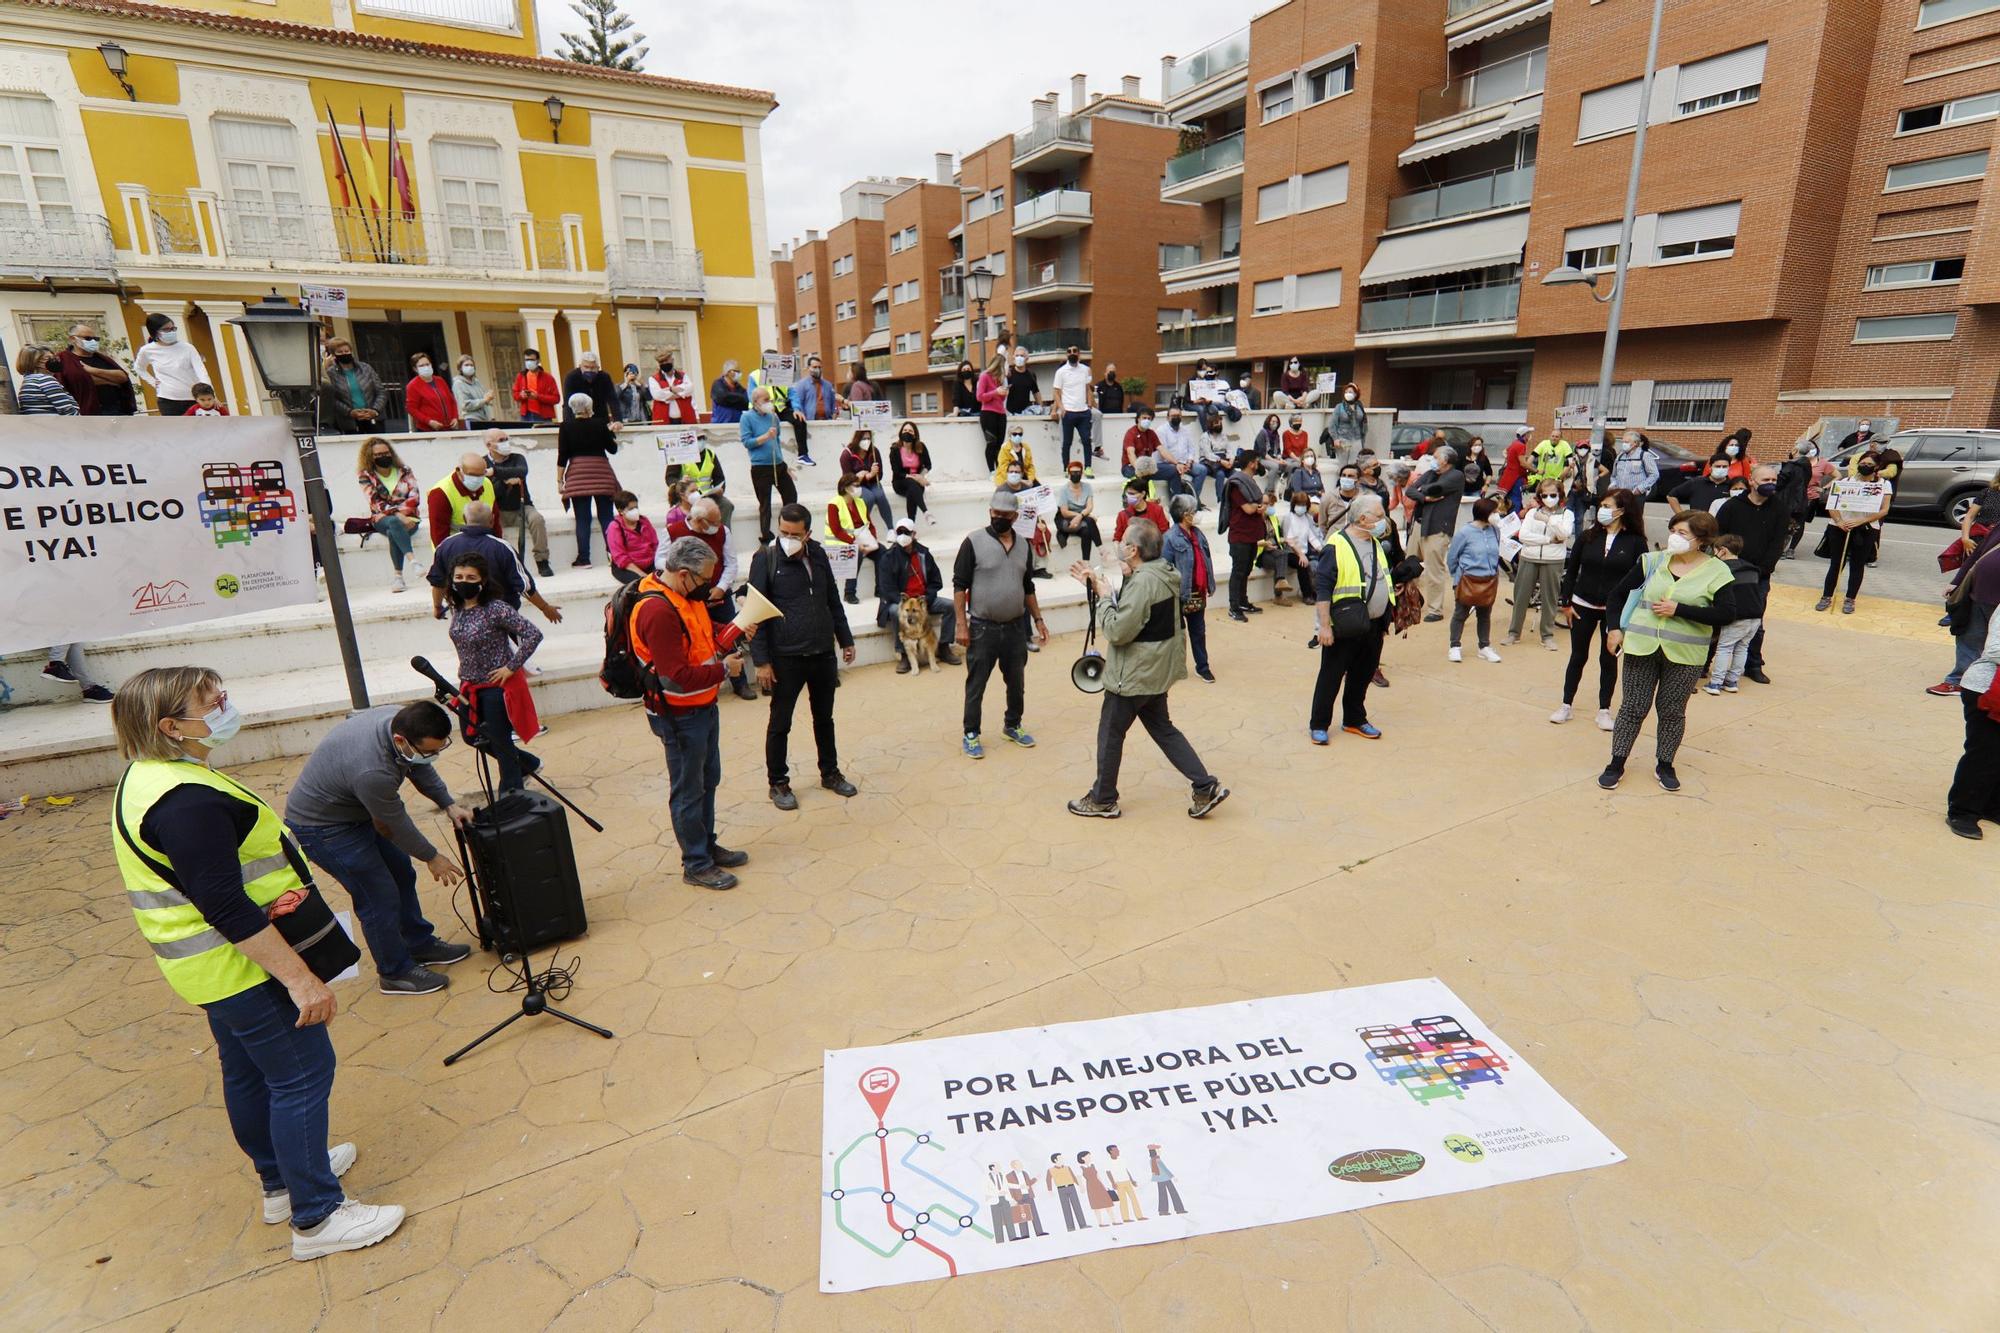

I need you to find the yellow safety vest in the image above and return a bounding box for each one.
[678,448,720,486]
[1530,438,1575,482]
[431,470,493,532]
[113,760,306,1006]
[824,493,869,545]
[747,369,790,411]
[1622,552,1731,666]
[1323,531,1396,606]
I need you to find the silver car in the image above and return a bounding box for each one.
[1830,429,2000,524]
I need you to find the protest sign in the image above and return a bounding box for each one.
[1013,484,1052,540]
[656,429,704,465]
[1831,478,1888,516]
[1315,372,1340,396]
[1493,511,1524,564]
[851,400,892,427]
[1555,403,1592,430]
[300,283,349,318]
[762,353,795,385]
[826,543,862,581]
[820,977,1622,1292]
[0,417,316,654]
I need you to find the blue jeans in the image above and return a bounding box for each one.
[649,704,722,873]
[572,493,617,564]
[293,822,441,979]
[1949,601,1993,687]
[372,514,417,572]
[857,481,894,534]
[204,979,343,1229]
[1061,410,1093,468]
[1189,460,1225,506]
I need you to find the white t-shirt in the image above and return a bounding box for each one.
[131,339,210,402]
[1051,361,1093,412]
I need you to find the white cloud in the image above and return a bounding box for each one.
[533,0,1229,248]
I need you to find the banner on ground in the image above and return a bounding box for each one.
[0,417,316,654]
[820,978,1623,1293]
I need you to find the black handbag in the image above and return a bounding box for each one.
[1327,535,1379,640]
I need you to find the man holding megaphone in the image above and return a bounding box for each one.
[1066,518,1229,822]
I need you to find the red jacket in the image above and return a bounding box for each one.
[512,369,559,419]
[405,375,459,431]
[649,369,695,424]
[1114,500,1170,542]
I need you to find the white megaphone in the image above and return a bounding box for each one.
[715,581,784,652]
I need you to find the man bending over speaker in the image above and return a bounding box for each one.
[286,700,476,997]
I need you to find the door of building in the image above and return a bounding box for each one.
[352,319,447,432]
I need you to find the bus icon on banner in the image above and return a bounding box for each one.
[197,461,299,548]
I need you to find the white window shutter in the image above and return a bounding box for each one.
[1563,221,1622,251]
[1676,44,1766,105]
[1295,269,1341,310]
[1578,80,1642,138]
[1301,164,1349,210]
[1655,201,1740,248]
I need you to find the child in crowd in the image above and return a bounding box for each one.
[1706,533,1765,695]
[184,383,228,416]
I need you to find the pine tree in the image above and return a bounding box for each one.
[557,0,649,71]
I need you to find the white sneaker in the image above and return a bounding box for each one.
[1549,704,1572,724]
[291,1198,406,1261]
[1595,708,1615,731]
[263,1143,357,1223]
[1478,646,1502,663]
[1448,646,1462,663]
[390,574,406,594]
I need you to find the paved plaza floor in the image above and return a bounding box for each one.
[2,585,1995,1330]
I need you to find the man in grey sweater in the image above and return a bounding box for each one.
[285,701,475,996]
[953,490,1049,759]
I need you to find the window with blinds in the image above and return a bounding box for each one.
[1676,44,1765,115]
[1563,382,1632,425]
[1301,164,1349,211]
[1563,221,1622,272]
[612,155,674,262]
[0,94,73,228]
[1295,268,1342,311]
[1655,202,1740,261]
[214,117,305,250]
[1252,278,1286,316]
[432,139,508,263]
[1650,380,1731,427]
[1885,150,1990,191]
[1855,312,1957,342]
[1257,179,1290,222]
[1578,79,1642,139]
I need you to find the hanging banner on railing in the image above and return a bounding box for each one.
[0,417,316,654]
[300,283,349,318]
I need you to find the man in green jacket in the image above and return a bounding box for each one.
[1067,518,1229,821]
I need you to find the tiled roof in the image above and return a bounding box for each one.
[8,0,777,108]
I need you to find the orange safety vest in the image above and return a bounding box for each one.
[628,573,719,708]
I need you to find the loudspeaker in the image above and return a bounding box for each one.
[461,790,588,952]
[1071,650,1106,694]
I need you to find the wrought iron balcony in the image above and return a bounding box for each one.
[0,211,117,282]
[604,245,706,301]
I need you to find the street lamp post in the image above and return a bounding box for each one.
[228,291,370,710]
[966,264,995,382]
[1543,0,1665,457]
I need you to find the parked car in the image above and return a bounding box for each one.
[1387,424,1476,458]
[1827,428,2000,524]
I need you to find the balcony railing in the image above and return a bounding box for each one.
[1015,259,1091,295]
[605,245,707,301]
[1165,28,1251,100]
[134,193,580,274]
[865,350,895,377]
[1358,280,1520,333]
[1012,115,1093,161]
[1164,131,1246,187]
[929,335,965,368]
[0,211,116,280]
[1014,189,1092,229]
[1160,227,1242,273]
[1416,47,1547,124]
[1386,163,1535,229]
[1448,0,1509,15]
[1158,318,1237,354]
[1014,326,1090,356]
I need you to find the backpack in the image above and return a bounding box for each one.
[600,581,668,699]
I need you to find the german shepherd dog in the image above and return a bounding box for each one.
[898,596,941,672]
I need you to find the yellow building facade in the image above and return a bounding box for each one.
[0,0,777,422]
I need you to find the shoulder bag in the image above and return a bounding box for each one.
[1329,535,1379,639]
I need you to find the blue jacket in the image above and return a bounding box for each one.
[789,374,839,420]
[739,409,784,466]
[1446,523,1501,579]
[1162,522,1216,598]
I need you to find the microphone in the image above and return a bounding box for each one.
[410,655,458,701]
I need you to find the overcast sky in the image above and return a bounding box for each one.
[534,0,1229,248]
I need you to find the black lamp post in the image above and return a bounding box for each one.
[96,41,137,101]
[543,94,566,144]
[966,264,995,379]
[229,291,370,709]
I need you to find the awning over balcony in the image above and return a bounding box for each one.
[1359,211,1530,287]
[871,286,888,303]
[1448,0,1552,51]
[1399,96,1542,166]
[861,329,891,353]
[1164,269,1242,295]
[932,315,965,340]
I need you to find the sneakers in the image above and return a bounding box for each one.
[1655,763,1682,792]
[1550,704,1573,724]
[1928,682,1962,697]
[390,573,407,594]
[1841,598,1856,614]
[1544,638,1561,652]
[1814,597,1832,612]
[409,940,471,967]
[1244,603,1263,615]
[1703,683,1722,696]
[1448,646,1463,663]
[1596,708,1615,732]
[797,454,818,467]
[42,660,77,683]
[710,846,750,869]
[683,866,739,890]
[1477,646,1502,663]
[821,773,858,797]
[1067,796,1120,819]
[1722,681,1740,694]
[1500,634,1520,647]
[1003,725,1035,748]
[1196,667,1216,683]
[1188,783,1230,819]
[1597,762,1625,791]
[291,1198,406,1261]
[1423,612,1444,623]
[1084,466,1096,479]
[82,685,114,703]
[377,966,448,997]
[770,783,799,811]
[1342,723,1382,740]
[963,733,984,759]
[536,560,556,578]
[1229,609,1249,623]
[264,1144,358,1223]
[1309,729,1330,746]
[1947,816,1984,840]
[571,557,592,568]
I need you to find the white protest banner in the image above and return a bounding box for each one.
[656,429,704,465]
[0,418,316,654]
[820,978,1622,1292]
[300,283,349,318]
[762,353,795,384]
[1555,402,1592,430]
[1315,372,1340,396]
[826,543,862,581]
[851,400,893,428]
[1013,484,1052,540]
[1831,478,1888,516]
[1493,511,1524,564]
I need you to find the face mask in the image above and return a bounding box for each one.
[336,353,355,365]
[1667,533,1695,554]
[1709,466,1728,480]
[159,330,179,346]
[1068,471,1083,482]
[659,360,673,372]
[1339,478,1357,493]
[1802,446,1818,459]
[1371,519,1389,538]
[460,364,474,376]
[79,338,100,353]
[524,359,539,370]
[1138,420,1153,431]
[397,740,439,767]
[1730,489,1747,501]
[989,516,1013,536]
[1288,361,1300,371]
[1168,415,1182,427]
[619,508,638,521]
[1292,503,1308,515]
[452,580,483,600]
[191,700,242,748]
[901,431,915,442]
[1756,482,1779,498]
[1007,470,1023,484]
[1540,496,1559,509]
[896,532,913,547]
[1596,505,1616,525]
[1013,357,1026,368]
[1623,440,1640,452]
[1857,465,1876,477]
[1725,444,1740,457]
[778,536,804,557]
[416,364,433,380]
[372,454,393,468]
[1128,496,1145,509]
[1344,390,1358,401]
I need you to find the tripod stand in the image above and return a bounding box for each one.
[410,657,614,1065]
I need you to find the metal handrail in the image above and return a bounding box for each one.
[1159,228,1242,272]
[1015,259,1091,292]
[1013,190,1092,228]
[1164,27,1251,99]
[1386,163,1536,228]
[135,193,581,272]
[0,211,116,278]
[604,245,707,299]
[1014,326,1090,355]
[1159,318,1237,353]
[1163,131,1246,187]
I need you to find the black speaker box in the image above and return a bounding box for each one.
[461,790,588,951]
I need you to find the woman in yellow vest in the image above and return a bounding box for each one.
[1599,509,1735,793]
[109,667,406,1260]
[824,470,881,605]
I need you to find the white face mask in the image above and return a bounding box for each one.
[1802,446,1817,459]
[396,739,439,767]
[778,536,805,557]
[1596,505,1616,525]
[1709,466,1729,480]
[1013,356,1026,368]
[1339,478,1357,493]
[416,364,434,379]
[1725,444,1740,457]
[1007,470,1023,484]
[159,330,179,346]
[1371,519,1388,538]
[1292,503,1309,515]
[1667,532,1695,554]
[460,363,474,376]
[1540,496,1559,509]
[896,532,913,547]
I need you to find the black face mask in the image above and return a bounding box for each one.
[335,353,355,365]
[988,516,1013,537]
[659,362,673,373]
[451,581,482,601]
[1756,482,1778,497]
[371,454,392,467]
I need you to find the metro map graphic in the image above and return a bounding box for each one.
[825,1067,989,1277]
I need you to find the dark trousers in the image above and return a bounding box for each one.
[1285,552,1316,600]
[1056,1183,1089,1230]
[1824,543,1868,599]
[1055,514,1101,561]
[468,682,534,792]
[158,397,195,417]
[1611,652,1704,766]
[979,411,1006,471]
[648,703,722,873]
[571,493,616,564]
[293,821,441,979]
[1949,691,2000,822]
[750,462,797,544]
[1564,604,1618,709]
[778,405,811,456]
[990,1199,1016,1242]
[1227,540,1257,611]
[893,474,929,521]
[1060,409,1093,467]
[1087,691,1214,804]
[1309,628,1383,731]
[612,565,643,586]
[1156,1179,1186,1215]
[766,651,840,785]
[204,979,343,1230]
[962,617,1028,736]
[1186,606,1210,674]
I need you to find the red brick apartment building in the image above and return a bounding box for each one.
[1160,0,2000,444]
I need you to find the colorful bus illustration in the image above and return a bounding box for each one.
[197,461,299,548]
[1358,1015,1511,1104]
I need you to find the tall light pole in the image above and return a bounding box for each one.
[229,291,370,710]
[967,264,995,381]
[1543,0,1665,457]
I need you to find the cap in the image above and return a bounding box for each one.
[1514,425,1532,438]
[894,518,916,533]
[990,489,1021,514]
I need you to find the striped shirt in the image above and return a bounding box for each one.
[18,372,79,415]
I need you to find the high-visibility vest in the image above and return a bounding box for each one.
[746,368,790,412]
[628,573,720,708]
[113,760,305,1006]
[431,470,492,532]
[1323,531,1396,607]
[824,494,869,546]
[1622,551,1731,665]
[1530,438,1575,483]
[678,448,720,487]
